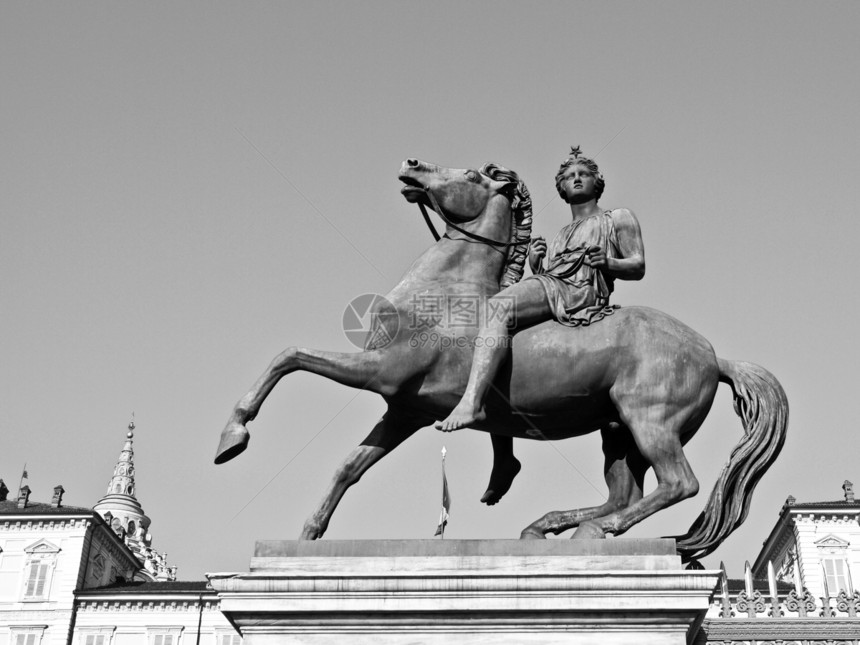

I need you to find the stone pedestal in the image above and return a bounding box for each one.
[208,539,719,645]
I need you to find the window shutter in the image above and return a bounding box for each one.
[24,562,49,598]
[24,568,37,597]
[823,557,852,594]
[34,562,49,597]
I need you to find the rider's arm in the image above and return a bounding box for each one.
[587,208,645,280]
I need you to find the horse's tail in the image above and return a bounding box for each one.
[673,358,788,563]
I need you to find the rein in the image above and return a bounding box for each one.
[419,186,527,249]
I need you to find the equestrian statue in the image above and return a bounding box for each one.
[215,150,787,563]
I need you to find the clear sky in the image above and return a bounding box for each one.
[2,2,859,580]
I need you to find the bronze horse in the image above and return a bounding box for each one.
[215,159,787,562]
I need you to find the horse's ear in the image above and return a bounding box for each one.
[490,178,516,199]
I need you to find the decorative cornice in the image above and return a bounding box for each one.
[793,510,860,523]
[77,598,220,613]
[0,611,71,622]
[1,518,92,532]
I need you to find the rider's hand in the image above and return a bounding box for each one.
[529,236,547,272]
[584,245,608,269]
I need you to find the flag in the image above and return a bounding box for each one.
[434,447,450,537]
[18,464,29,495]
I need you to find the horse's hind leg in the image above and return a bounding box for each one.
[572,406,700,539]
[216,348,388,464]
[520,426,647,538]
[301,410,422,539]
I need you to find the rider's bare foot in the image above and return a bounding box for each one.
[481,456,521,505]
[434,403,486,432]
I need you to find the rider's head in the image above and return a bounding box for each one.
[555,146,605,202]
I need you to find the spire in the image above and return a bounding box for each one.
[106,420,138,499]
[93,418,150,544]
[92,417,176,581]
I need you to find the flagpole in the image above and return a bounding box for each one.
[440,447,446,539]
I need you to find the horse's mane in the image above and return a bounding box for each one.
[480,162,533,289]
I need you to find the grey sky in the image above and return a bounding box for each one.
[2,2,858,579]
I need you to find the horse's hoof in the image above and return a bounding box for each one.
[570,520,605,540]
[300,523,323,540]
[519,526,546,540]
[214,422,250,464]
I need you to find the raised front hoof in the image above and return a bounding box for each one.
[214,423,250,464]
[570,520,605,540]
[519,526,546,540]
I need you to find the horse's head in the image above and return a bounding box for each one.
[399,158,533,289]
[399,159,515,222]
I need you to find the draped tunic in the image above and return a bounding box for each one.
[524,211,620,327]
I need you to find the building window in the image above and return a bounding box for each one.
[214,629,241,645]
[23,561,50,598]
[80,631,113,645]
[21,540,60,601]
[822,556,853,595]
[148,627,182,645]
[77,628,114,645]
[10,628,45,645]
[15,635,39,645]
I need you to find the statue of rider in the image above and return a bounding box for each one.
[435,146,646,505]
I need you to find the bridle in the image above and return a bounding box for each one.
[418,185,528,250]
